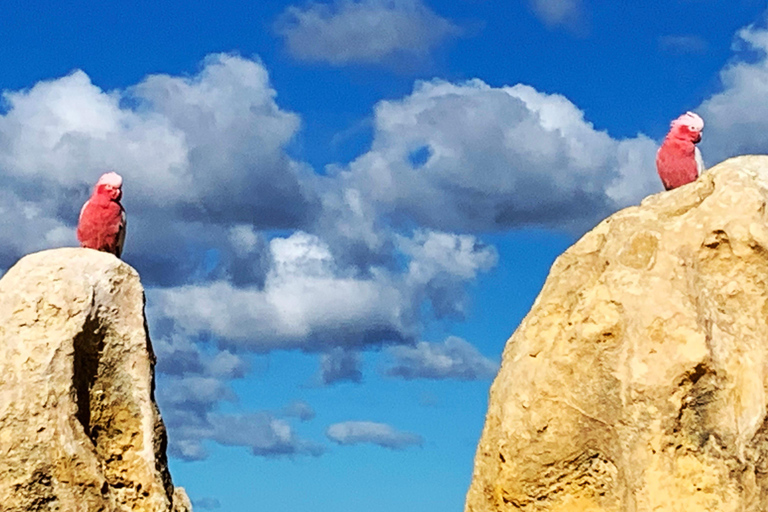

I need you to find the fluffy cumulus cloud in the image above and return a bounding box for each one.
[335,78,659,235]
[384,336,498,380]
[0,53,316,284]
[326,421,423,449]
[697,21,768,165]
[151,229,495,352]
[275,0,461,65]
[399,230,498,318]
[151,232,409,351]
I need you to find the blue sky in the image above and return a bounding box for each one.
[2,1,768,510]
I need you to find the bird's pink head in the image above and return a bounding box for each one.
[670,111,704,143]
[94,172,123,201]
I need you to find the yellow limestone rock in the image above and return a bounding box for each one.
[465,156,768,512]
[0,248,191,511]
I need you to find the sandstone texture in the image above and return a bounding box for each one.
[465,156,768,512]
[0,248,191,511]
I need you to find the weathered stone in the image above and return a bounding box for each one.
[0,248,191,511]
[173,487,194,512]
[465,156,768,512]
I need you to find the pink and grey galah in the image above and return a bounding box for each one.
[656,111,705,191]
[77,172,126,258]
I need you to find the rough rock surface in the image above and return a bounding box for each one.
[0,248,191,511]
[465,155,768,512]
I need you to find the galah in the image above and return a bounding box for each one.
[656,111,705,191]
[77,172,126,257]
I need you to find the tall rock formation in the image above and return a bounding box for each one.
[0,248,191,511]
[465,155,768,512]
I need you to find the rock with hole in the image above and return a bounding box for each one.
[465,155,768,512]
[0,248,191,511]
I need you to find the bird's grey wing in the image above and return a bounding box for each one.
[695,146,706,175]
[115,210,127,258]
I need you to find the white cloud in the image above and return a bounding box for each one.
[130,54,317,225]
[338,78,659,235]
[275,0,461,65]
[384,336,498,380]
[696,21,768,165]
[0,54,316,285]
[151,231,411,351]
[399,230,497,318]
[326,421,423,449]
[400,230,496,282]
[151,229,495,353]
[0,69,186,190]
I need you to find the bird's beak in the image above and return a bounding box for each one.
[693,132,702,143]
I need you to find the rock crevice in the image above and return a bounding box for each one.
[0,248,189,512]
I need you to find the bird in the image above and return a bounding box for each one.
[77,172,126,257]
[656,111,705,191]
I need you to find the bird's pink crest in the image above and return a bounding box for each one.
[671,111,704,132]
[96,172,123,188]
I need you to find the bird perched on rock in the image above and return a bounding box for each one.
[656,111,705,191]
[77,172,126,257]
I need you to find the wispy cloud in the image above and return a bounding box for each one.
[207,414,325,457]
[658,34,708,54]
[192,497,221,510]
[318,348,363,384]
[384,336,498,380]
[154,335,322,460]
[282,400,317,421]
[528,0,586,33]
[275,0,461,65]
[163,404,324,461]
[326,421,423,449]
